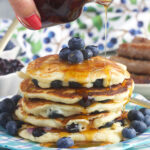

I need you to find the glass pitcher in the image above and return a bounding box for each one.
[33,0,112,29]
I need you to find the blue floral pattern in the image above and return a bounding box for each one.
[0,0,150,63]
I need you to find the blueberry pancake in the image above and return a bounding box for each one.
[21,98,128,118]
[18,122,125,144]
[25,55,130,88]
[15,103,122,131]
[20,78,134,104]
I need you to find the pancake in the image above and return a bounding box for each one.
[22,98,128,117]
[20,78,134,104]
[15,104,122,131]
[18,122,124,144]
[25,55,130,88]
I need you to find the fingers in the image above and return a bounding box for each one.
[9,0,41,30]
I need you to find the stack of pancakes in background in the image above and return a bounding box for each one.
[111,37,150,84]
[16,55,134,145]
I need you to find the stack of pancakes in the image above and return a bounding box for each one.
[111,37,150,84]
[16,55,134,145]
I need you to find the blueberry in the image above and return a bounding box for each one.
[121,0,126,4]
[51,80,62,89]
[131,120,147,133]
[0,112,12,128]
[93,79,103,88]
[6,121,18,136]
[85,45,99,56]
[144,115,150,126]
[68,37,85,50]
[44,37,51,44]
[82,48,93,59]
[139,108,150,116]
[56,137,74,148]
[11,95,22,105]
[98,44,104,50]
[99,121,114,129]
[142,7,148,12]
[107,42,114,48]
[32,128,45,137]
[129,29,137,36]
[68,50,84,64]
[5,41,15,50]
[16,120,24,129]
[32,79,39,87]
[122,128,136,139]
[69,81,82,88]
[110,38,117,44]
[66,123,79,133]
[0,98,15,113]
[79,96,94,107]
[128,110,144,121]
[48,111,64,119]
[59,47,71,61]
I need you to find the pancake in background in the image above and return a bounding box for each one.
[22,98,128,118]
[20,78,134,104]
[25,55,130,88]
[15,104,122,131]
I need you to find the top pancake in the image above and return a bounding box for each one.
[26,55,130,88]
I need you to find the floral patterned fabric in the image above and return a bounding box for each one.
[0,0,150,64]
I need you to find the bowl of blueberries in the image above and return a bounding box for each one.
[0,39,24,98]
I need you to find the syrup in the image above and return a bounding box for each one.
[33,0,112,28]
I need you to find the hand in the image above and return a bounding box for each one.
[9,0,41,30]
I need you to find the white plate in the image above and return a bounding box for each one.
[134,84,150,99]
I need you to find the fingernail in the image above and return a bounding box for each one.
[22,14,42,30]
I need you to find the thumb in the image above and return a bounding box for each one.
[9,0,42,30]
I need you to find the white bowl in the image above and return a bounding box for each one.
[0,72,22,98]
[0,39,20,59]
[134,84,150,99]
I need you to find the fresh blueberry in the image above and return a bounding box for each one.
[69,81,82,88]
[85,45,99,56]
[144,115,150,126]
[88,32,93,37]
[82,48,93,59]
[122,128,136,139]
[11,95,22,106]
[59,47,71,61]
[0,98,15,113]
[137,21,143,28]
[66,123,79,133]
[68,50,84,64]
[56,137,74,148]
[68,37,85,50]
[32,128,45,137]
[33,55,40,60]
[6,121,18,136]
[5,41,15,50]
[32,79,39,87]
[93,79,103,88]
[139,108,150,116]
[49,111,64,119]
[45,47,52,52]
[131,120,147,133]
[16,120,24,129]
[0,112,12,128]
[128,110,144,121]
[79,96,94,107]
[51,80,62,89]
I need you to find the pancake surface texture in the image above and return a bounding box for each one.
[19,122,124,144]
[22,98,128,117]
[20,78,134,104]
[26,55,130,88]
[15,102,122,131]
